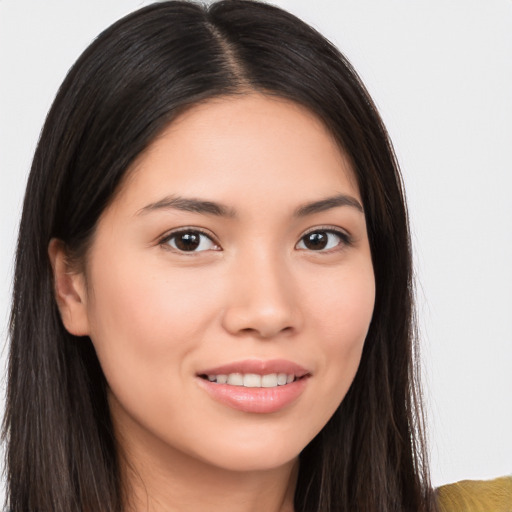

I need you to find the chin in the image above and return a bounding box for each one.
[202,448,299,473]
[185,428,311,473]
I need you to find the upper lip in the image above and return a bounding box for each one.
[197,359,310,377]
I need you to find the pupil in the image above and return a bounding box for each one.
[176,232,200,251]
[304,232,327,250]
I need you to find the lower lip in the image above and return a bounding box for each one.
[197,377,309,413]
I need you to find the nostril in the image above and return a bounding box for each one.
[220,294,302,339]
[238,324,294,339]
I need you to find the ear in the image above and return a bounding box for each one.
[48,238,90,336]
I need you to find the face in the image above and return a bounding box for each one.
[65,94,375,472]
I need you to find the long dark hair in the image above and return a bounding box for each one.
[3,1,437,511]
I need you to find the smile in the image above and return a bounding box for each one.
[201,373,297,387]
[196,360,310,413]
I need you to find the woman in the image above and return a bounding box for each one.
[3,1,436,511]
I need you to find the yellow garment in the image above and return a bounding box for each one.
[437,476,512,512]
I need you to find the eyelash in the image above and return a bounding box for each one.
[297,226,353,252]
[158,226,352,254]
[159,228,220,254]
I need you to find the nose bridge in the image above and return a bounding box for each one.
[222,241,301,338]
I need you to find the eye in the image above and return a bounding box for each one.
[296,229,350,252]
[162,230,219,253]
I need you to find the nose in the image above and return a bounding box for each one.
[221,251,303,339]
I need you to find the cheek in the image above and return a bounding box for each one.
[83,254,226,406]
[305,258,375,348]
[303,260,374,415]
[86,255,220,347]
[83,257,226,435]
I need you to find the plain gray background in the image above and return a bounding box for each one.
[1,0,511,491]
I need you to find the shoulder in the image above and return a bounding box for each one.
[437,476,512,512]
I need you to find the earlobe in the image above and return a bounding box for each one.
[48,238,90,336]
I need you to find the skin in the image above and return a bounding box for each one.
[50,94,375,512]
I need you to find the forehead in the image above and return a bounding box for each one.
[116,93,360,213]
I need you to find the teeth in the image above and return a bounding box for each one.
[277,373,287,385]
[243,373,261,387]
[227,373,243,386]
[261,374,277,387]
[205,372,297,387]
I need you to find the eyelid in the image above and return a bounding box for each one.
[296,225,353,251]
[156,224,352,253]
[158,226,221,252]
[301,224,351,238]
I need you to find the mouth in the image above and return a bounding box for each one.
[198,372,306,388]
[196,360,311,413]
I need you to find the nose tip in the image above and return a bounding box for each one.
[221,263,302,339]
[226,311,294,339]
[222,309,298,340]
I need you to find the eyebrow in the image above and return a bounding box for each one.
[137,193,363,218]
[137,196,237,217]
[294,194,364,216]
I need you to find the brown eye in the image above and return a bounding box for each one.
[296,230,348,251]
[166,231,218,252]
